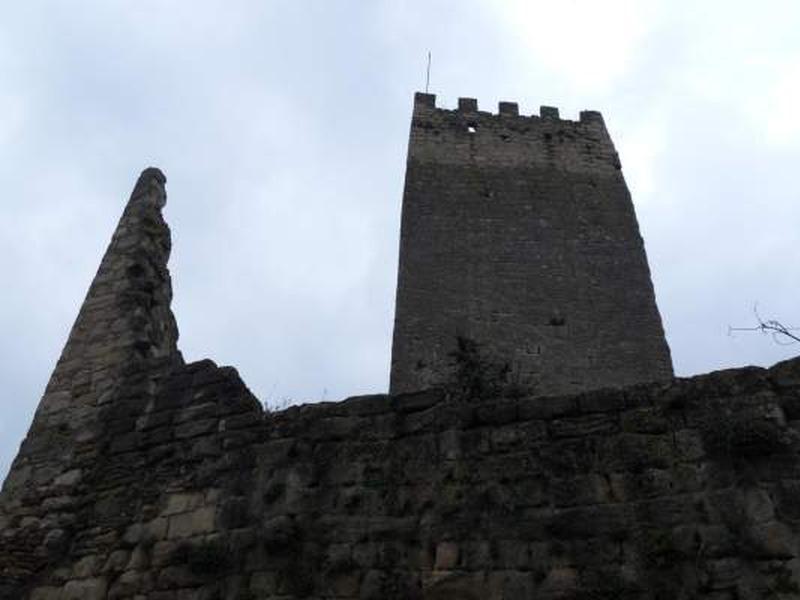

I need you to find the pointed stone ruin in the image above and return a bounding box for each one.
[0,169,169,592]
[0,169,260,599]
[3,168,180,494]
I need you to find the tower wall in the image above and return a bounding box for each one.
[390,93,673,395]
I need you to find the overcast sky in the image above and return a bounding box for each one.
[1,1,798,479]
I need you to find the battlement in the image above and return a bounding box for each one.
[407,91,618,174]
[413,91,605,125]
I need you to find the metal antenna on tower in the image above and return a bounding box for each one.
[425,51,431,93]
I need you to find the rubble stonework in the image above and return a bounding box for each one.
[0,167,185,598]
[390,93,673,395]
[2,97,800,599]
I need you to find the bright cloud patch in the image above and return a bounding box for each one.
[490,0,664,93]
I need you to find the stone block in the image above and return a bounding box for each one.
[123,523,144,545]
[174,418,218,439]
[62,578,108,600]
[73,554,102,578]
[220,411,261,430]
[102,549,130,573]
[162,493,204,516]
[152,540,180,567]
[30,587,64,600]
[126,545,150,570]
[496,540,530,569]
[157,565,205,588]
[262,515,295,550]
[174,402,217,424]
[540,105,560,119]
[458,97,478,112]
[538,567,578,598]
[673,429,706,462]
[353,542,378,568]
[621,408,669,433]
[476,399,518,426]
[145,517,169,541]
[746,521,797,559]
[107,570,147,599]
[464,540,492,570]
[702,557,742,590]
[551,473,611,507]
[488,570,534,598]
[329,571,360,596]
[167,506,216,539]
[439,429,461,460]
[250,570,277,594]
[435,541,460,570]
[359,569,385,600]
[53,469,82,487]
[498,101,519,116]
[551,413,618,438]
[608,468,675,501]
[42,496,76,512]
[744,488,775,523]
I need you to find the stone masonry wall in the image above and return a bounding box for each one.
[4,353,800,599]
[390,93,673,395]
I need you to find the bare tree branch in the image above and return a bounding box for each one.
[729,304,800,345]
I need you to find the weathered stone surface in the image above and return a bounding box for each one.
[62,577,108,600]
[390,93,673,395]
[6,351,797,599]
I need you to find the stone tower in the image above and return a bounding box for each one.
[390,93,673,395]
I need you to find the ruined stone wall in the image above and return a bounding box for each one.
[390,93,673,395]
[3,351,800,599]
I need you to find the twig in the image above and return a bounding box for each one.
[728,303,800,345]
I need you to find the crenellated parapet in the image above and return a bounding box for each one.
[413,91,604,124]
[407,92,619,174]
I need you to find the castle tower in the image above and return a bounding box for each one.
[390,93,673,395]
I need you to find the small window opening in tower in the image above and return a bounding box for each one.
[467,124,477,134]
